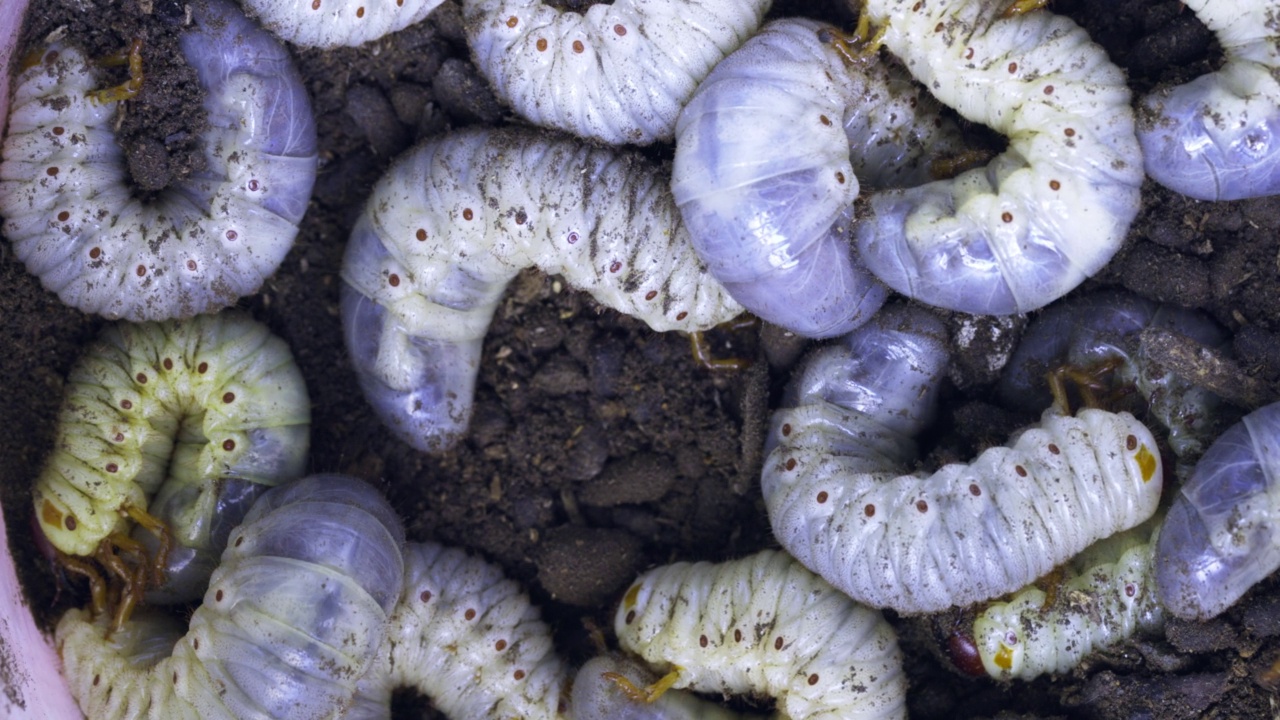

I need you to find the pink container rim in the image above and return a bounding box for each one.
[0,2,84,717]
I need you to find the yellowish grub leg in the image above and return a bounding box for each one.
[603,666,684,703]
[1001,0,1049,18]
[88,38,145,105]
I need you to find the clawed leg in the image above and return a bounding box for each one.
[603,665,684,703]
[123,504,172,587]
[817,13,886,65]
[88,38,145,105]
[56,552,108,617]
[688,314,759,371]
[1001,0,1049,18]
[1046,356,1128,414]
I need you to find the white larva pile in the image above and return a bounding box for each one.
[1156,401,1280,621]
[968,520,1164,681]
[463,0,771,145]
[0,0,317,321]
[341,126,743,453]
[614,549,908,720]
[852,0,1143,316]
[763,304,1164,613]
[56,474,406,720]
[241,0,445,48]
[672,18,966,337]
[350,541,570,720]
[33,311,310,601]
[1138,0,1280,201]
[570,655,748,720]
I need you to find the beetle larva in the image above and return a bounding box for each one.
[1137,0,1280,201]
[33,311,310,603]
[998,290,1233,460]
[763,304,1163,613]
[55,474,406,719]
[241,0,445,48]
[673,18,967,337]
[966,520,1164,681]
[0,0,317,321]
[852,0,1143,315]
[614,549,908,720]
[1156,401,1280,620]
[463,0,770,145]
[340,126,743,453]
[350,541,570,719]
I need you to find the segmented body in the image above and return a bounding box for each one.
[33,311,310,602]
[1156,401,1280,620]
[56,474,406,719]
[614,549,908,720]
[0,0,317,320]
[853,0,1143,315]
[970,521,1164,680]
[241,0,445,47]
[1138,0,1280,200]
[998,290,1232,459]
[673,18,966,337]
[340,126,742,453]
[763,305,1163,613]
[352,541,570,719]
[463,0,771,145]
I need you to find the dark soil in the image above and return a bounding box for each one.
[3,0,1280,718]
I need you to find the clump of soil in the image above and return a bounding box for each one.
[3,0,1280,718]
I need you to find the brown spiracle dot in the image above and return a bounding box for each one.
[120,399,133,410]
[864,503,876,517]
[912,1,922,9]
[614,23,626,35]
[389,273,401,287]
[310,0,320,9]
[113,433,124,442]
[836,171,846,184]
[785,458,797,471]
[248,179,260,191]
[187,259,198,271]
[93,674,100,687]
[808,674,819,686]
[699,634,708,648]
[420,590,433,603]
[223,439,236,451]
[416,228,428,241]
[572,40,585,53]
[396,0,404,6]
[198,362,209,374]
[816,491,828,504]
[46,166,58,177]
[1049,180,1061,190]
[514,209,528,225]
[89,247,101,259]
[356,6,365,17]
[567,231,580,244]
[1001,212,1013,223]
[463,208,474,221]
[136,373,147,384]
[64,514,77,531]
[820,114,832,126]
[774,636,784,651]
[216,589,224,602]
[1048,443,1060,454]
[934,22,944,32]
[193,638,199,650]
[172,672,178,685]
[609,260,622,273]
[106,463,118,473]
[644,290,658,300]
[536,38,548,52]
[782,423,792,436]
[916,499,929,513]
[625,610,637,624]
[1043,85,1054,95]
[1064,128,1076,137]
[465,608,477,621]
[135,264,147,277]
[1015,465,1027,477]
[1007,62,1017,73]
[676,311,688,321]
[225,229,238,241]
[514,669,526,680]
[44,50,59,64]
[495,639,508,651]
[506,15,518,27]
[57,210,70,222]
[1125,583,1137,597]
[52,126,65,136]
[220,392,235,404]
[163,358,173,371]
[734,629,743,642]
[1126,434,1138,451]
[965,47,974,59]
[234,536,244,547]
[969,483,981,496]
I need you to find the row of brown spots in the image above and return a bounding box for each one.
[916,499,929,513]
[536,38,548,52]
[506,15,519,28]
[572,40,585,54]
[464,608,477,621]
[416,228,428,241]
[222,391,236,404]
[462,208,474,221]
[608,260,622,273]
[644,290,658,300]
[223,439,236,451]
[388,273,401,287]
[614,24,626,36]
[136,264,147,277]
[1015,464,1027,477]
[46,166,59,177]
[816,490,829,504]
